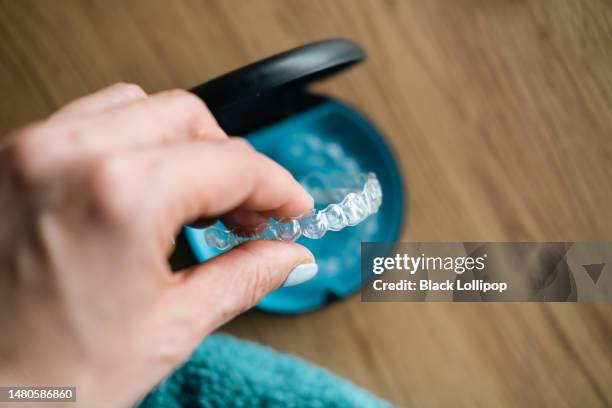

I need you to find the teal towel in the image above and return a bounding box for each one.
[138,333,392,408]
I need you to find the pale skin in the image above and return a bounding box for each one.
[0,83,315,407]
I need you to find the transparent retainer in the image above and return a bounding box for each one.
[201,172,382,250]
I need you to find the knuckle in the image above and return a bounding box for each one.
[234,246,277,304]
[165,89,208,117]
[87,157,132,221]
[247,269,275,306]
[163,89,200,106]
[113,82,146,98]
[177,89,201,105]
[227,137,255,155]
[156,89,220,141]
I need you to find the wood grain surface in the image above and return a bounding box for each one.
[1,1,611,406]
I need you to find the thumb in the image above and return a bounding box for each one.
[173,240,316,331]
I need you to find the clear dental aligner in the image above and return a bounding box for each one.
[202,172,382,250]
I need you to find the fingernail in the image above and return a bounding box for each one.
[282,263,318,287]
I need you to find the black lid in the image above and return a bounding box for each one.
[190,38,365,116]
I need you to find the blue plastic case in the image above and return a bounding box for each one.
[175,39,406,313]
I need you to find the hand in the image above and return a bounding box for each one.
[0,84,316,407]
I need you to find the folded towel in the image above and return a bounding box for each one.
[138,333,392,408]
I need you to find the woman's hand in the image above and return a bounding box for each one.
[0,84,316,407]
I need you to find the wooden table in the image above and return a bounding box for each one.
[1,1,611,406]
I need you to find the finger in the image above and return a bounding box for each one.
[220,209,269,234]
[51,83,147,119]
[170,240,316,332]
[33,89,227,169]
[127,138,313,241]
[186,210,269,234]
[187,210,268,236]
[185,139,273,231]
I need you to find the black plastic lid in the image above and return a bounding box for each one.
[190,38,365,116]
